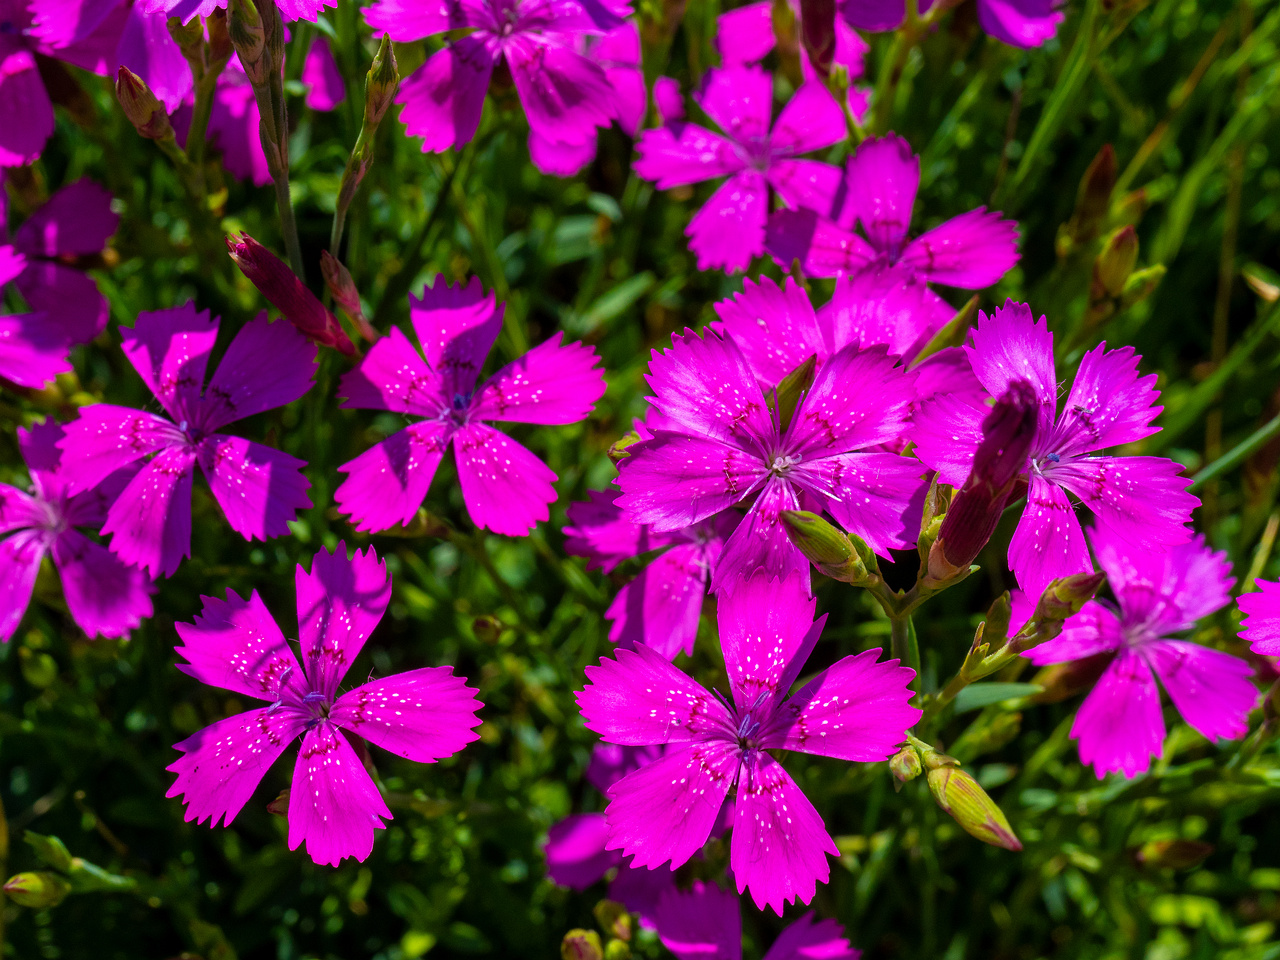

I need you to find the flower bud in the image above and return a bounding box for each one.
[1056,144,1115,257]
[1244,262,1280,303]
[266,789,290,816]
[472,615,503,644]
[1133,839,1213,871]
[207,10,233,67]
[364,34,400,128]
[3,871,72,908]
[593,900,632,941]
[227,234,355,355]
[321,251,364,320]
[604,940,631,960]
[115,66,174,142]
[931,380,1037,576]
[608,431,643,464]
[1092,226,1139,298]
[926,765,1022,851]
[562,929,604,960]
[1032,572,1106,624]
[24,832,73,872]
[260,0,286,79]
[228,0,267,84]
[167,15,204,60]
[780,510,871,583]
[889,744,923,784]
[798,0,836,78]
[1119,264,1165,310]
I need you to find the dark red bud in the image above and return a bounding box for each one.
[935,379,1038,569]
[227,233,355,355]
[798,0,836,78]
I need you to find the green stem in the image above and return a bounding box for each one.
[185,68,225,173]
[1191,411,1280,491]
[248,69,304,278]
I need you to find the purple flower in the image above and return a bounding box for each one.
[0,420,154,644]
[527,21,646,176]
[336,275,606,537]
[166,544,482,866]
[766,133,1020,287]
[653,879,861,960]
[3,178,119,346]
[577,573,919,914]
[913,301,1199,599]
[838,0,1063,47]
[58,303,317,578]
[633,64,846,273]
[1024,528,1256,778]
[564,489,738,658]
[302,36,345,112]
[143,0,335,23]
[1239,580,1280,656]
[0,245,71,388]
[616,327,921,592]
[364,0,625,156]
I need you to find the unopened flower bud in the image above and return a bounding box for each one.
[1119,264,1165,310]
[1031,572,1106,624]
[798,0,836,78]
[1244,263,1280,303]
[931,380,1037,577]
[1092,226,1139,298]
[320,251,377,342]
[473,615,503,644]
[604,940,631,960]
[1057,144,1115,256]
[1134,839,1213,871]
[889,744,923,784]
[228,0,267,84]
[167,15,204,59]
[115,66,174,141]
[983,592,1012,648]
[3,871,73,908]
[562,929,604,960]
[266,789,289,816]
[608,431,644,464]
[926,765,1022,851]
[227,234,355,355]
[260,0,286,76]
[24,832,73,872]
[593,900,632,941]
[207,10,233,67]
[364,34,400,128]
[780,510,870,583]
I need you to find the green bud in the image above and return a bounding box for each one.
[604,939,631,960]
[1029,572,1106,626]
[562,929,604,960]
[3,872,72,908]
[114,66,174,142]
[768,355,816,433]
[227,0,266,84]
[592,900,631,941]
[889,744,923,784]
[18,647,58,688]
[1134,838,1213,871]
[24,832,73,872]
[1056,143,1116,257]
[266,789,289,816]
[1119,264,1166,310]
[1244,262,1280,303]
[926,765,1022,851]
[607,431,643,464]
[472,615,503,645]
[983,592,1012,648]
[206,10,233,68]
[260,0,286,78]
[1092,225,1139,298]
[365,35,400,128]
[166,15,205,60]
[779,510,869,583]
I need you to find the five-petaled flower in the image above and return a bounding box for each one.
[335,275,606,536]
[166,544,483,866]
[577,574,919,913]
[1024,527,1256,778]
[58,303,317,578]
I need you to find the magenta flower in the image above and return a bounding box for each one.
[166,544,482,866]
[303,36,345,112]
[616,327,921,592]
[838,0,1063,47]
[1024,528,1256,778]
[913,301,1198,599]
[336,275,606,536]
[766,134,1020,286]
[527,21,646,176]
[565,489,738,658]
[364,0,624,156]
[58,303,317,578]
[577,574,919,914]
[172,57,271,185]
[654,879,861,960]
[633,64,847,272]
[0,246,71,388]
[143,0,335,23]
[0,420,154,644]
[1239,581,1280,656]
[3,178,119,345]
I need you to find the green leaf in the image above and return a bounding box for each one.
[953,683,1043,713]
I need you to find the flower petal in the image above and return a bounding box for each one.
[454,422,558,536]
[712,275,827,389]
[714,1,775,66]
[633,123,742,188]
[965,300,1058,422]
[0,50,54,168]
[196,435,311,542]
[764,209,877,277]
[101,445,197,579]
[607,542,711,659]
[470,332,606,424]
[910,391,988,487]
[335,421,451,533]
[339,325,447,415]
[793,451,925,555]
[1051,455,1196,553]
[718,572,822,709]
[51,529,154,640]
[695,65,773,144]
[56,404,180,496]
[1053,341,1162,456]
[1238,580,1280,657]
[977,0,1064,48]
[686,170,769,273]
[507,36,615,146]
[1021,601,1124,666]
[1145,640,1255,744]
[710,478,808,591]
[770,81,848,158]
[0,530,44,643]
[1072,648,1164,779]
[564,489,662,573]
[409,274,504,399]
[331,666,482,762]
[1006,474,1092,600]
[841,134,918,250]
[545,813,621,890]
[0,312,73,388]
[296,544,391,699]
[897,208,1020,288]
[787,342,916,456]
[617,433,766,532]
[397,37,495,153]
[174,587,302,702]
[197,315,316,432]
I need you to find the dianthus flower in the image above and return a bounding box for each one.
[143,0,334,23]
[839,0,1062,48]
[564,489,738,658]
[0,246,67,388]
[336,275,606,536]
[577,574,919,913]
[633,64,847,273]
[302,36,345,111]
[617,327,920,591]
[166,544,482,866]
[0,421,153,644]
[654,879,860,960]
[766,133,1019,286]
[913,301,1198,599]
[1024,528,1255,778]
[1239,580,1280,657]
[363,0,625,156]
[58,303,316,578]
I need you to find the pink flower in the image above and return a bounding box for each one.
[576,574,920,914]
[335,275,606,536]
[1024,528,1256,778]
[57,303,317,578]
[166,544,482,866]
[766,134,1020,286]
[633,64,847,272]
[564,489,738,658]
[654,879,861,960]
[0,245,71,388]
[0,420,154,644]
[143,0,335,23]
[913,301,1199,599]
[838,0,1062,47]
[364,0,625,156]
[616,327,921,592]
[1239,580,1280,656]
[302,35,345,111]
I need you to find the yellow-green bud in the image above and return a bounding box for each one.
[593,900,631,941]
[1092,225,1139,298]
[604,940,631,960]
[3,871,73,908]
[266,789,289,816]
[926,765,1022,851]
[889,744,923,783]
[115,66,174,142]
[1119,264,1166,310]
[365,34,400,128]
[562,929,604,960]
[780,510,869,583]
[1134,838,1213,871]
[24,832,73,872]
[227,0,267,84]
[607,431,644,464]
[167,15,204,59]
[472,615,503,644]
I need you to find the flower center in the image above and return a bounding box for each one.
[770,453,801,476]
